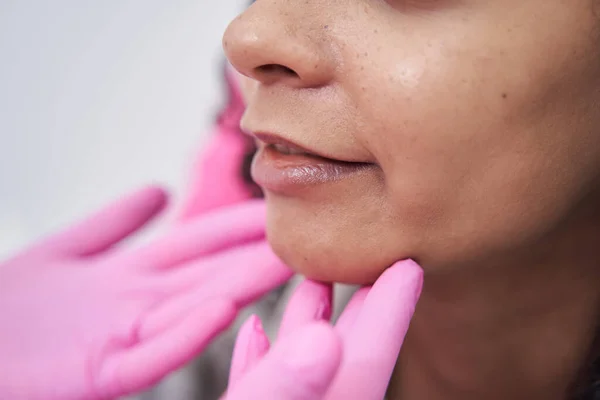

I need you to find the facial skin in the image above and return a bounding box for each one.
[224,0,600,285]
[224,2,600,398]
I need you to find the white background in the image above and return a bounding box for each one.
[0,1,246,258]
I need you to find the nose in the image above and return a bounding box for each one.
[222,2,335,88]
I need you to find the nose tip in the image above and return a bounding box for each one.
[222,9,335,88]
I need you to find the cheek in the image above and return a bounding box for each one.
[355,52,600,269]
[342,35,561,265]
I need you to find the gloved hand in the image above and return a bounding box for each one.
[178,64,258,220]
[225,259,423,400]
[0,186,292,400]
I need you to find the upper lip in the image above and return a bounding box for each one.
[249,132,361,163]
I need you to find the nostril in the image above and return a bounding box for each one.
[255,64,297,77]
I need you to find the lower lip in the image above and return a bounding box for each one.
[251,146,374,194]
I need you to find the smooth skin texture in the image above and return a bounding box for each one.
[224,0,600,399]
[0,187,292,400]
[226,260,423,400]
[225,0,600,283]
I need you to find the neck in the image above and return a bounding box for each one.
[389,203,600,400]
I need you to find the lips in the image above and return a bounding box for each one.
[250,132,376,194]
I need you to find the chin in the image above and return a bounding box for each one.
[267,231,388,284]
[265,199,404,285]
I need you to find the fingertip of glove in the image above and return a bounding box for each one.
[387,259,423,284]
[135,185,169,210]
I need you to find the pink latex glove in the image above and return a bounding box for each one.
[178,65,258,220]
[225,260,423,400]
[0,186,292,400]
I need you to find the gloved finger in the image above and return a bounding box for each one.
[177,133,254,222]
[226,323,342,400]
[333,287,368,334]
[203,241,293,306]
[96,298,236,399]
[157,241,293,304]
[277,280,332,339]
[229,315,271,386]
[136,290,216,341]
[43,186,167,257]
[326,259,423,400]
[132,200,267,269]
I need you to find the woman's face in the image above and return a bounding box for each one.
[223,0,600,284]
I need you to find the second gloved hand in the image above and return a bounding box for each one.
[0,186,292,400]
[226,259,423,399]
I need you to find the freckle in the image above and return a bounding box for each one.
[502,92,508,99]
[362,86,366,92]
[324,25,329,29]
[373,29,378,34]
[360,66,364,71]
[314,63,319,69]
[364,52,368,57]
